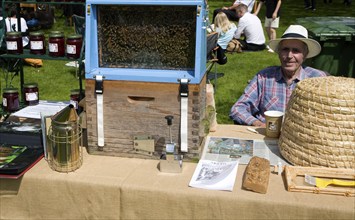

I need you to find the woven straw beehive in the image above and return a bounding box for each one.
[279,76,355,168]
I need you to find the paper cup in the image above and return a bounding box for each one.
[264,110,284,138]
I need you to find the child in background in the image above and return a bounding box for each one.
[213,12,237,64]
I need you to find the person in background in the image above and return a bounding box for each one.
[343,0,351,6]
[214,12,238,48]
[213,12,237,64]
[254,0,282,52]
[5,7,29,47]
[26,11,40,31]
[233,4,266,51]
[212,0,256,22]
[4,7,42,67]
[304,0,316,11]
[230,25,328,126]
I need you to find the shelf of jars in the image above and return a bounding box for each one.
[1,0,85,61]
[1,30,85,98]
[1,0,85,106]
[0,31,84,61]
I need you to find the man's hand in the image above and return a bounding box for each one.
[252,120,266,127]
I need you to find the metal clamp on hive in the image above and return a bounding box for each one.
[94,75,105,151]
[179,78,190,153]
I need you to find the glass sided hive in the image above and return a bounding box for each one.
[84,0,210,161]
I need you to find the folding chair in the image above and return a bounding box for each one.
[70,14,85,78]
[71,14,85,100]
[72,14,85,38]
[206,32,224,92]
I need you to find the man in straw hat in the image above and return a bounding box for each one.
[230,25,328,126]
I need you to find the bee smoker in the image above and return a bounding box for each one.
[47,104,83,173]
[159,115,183,173]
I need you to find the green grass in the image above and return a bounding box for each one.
[208,0,355,124]
[1,1,354,122]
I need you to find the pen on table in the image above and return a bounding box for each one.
[247,127,258,134]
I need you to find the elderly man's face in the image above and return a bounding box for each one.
[278,40,308,77]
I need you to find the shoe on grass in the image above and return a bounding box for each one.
[266,45,274,53]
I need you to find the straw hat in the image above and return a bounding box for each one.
[269,25,321,58]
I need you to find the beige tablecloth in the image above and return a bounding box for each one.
[1,125,354,220]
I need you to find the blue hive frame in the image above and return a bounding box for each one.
[85,0,208,84]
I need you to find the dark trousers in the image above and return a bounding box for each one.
[216,46,227,65]
[304,0,316,9]
[212,8,239,22]
[238,40,266,51]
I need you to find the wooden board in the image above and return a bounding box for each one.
[284,166,355,197]
[85,77,209,161]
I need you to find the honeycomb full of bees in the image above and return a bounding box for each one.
[97,5,196,70]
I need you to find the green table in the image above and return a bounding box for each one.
[297,17,355,78]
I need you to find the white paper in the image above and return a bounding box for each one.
[201,136,289,166]
[189,159,239,191]
[12,100,69,119]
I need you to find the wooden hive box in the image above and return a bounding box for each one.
[85,77,208,161]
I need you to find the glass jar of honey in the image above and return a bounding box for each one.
[2,88,20,112]
[6,32,23,54]
[23,83,39,105]
[49,31,65,57]
[66,34,82,59]
[29,31,46,55]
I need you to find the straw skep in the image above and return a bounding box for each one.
[279,76,355,169]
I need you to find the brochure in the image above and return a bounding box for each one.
[0,121,42,147]
[189,159,239,191]
[0,143,44,179]
[189,136,289,191]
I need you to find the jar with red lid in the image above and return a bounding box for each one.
[29,31,46,55]
[66,34,82,59]
[23,83,39,106]
[49,31,65,57]
[6,32,23,54]
[2,88,20,112]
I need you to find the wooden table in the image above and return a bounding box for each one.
[0,125,354,219]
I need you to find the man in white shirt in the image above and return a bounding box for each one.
[5,8,29,47]
[233,4,266,51]
[212,0,256,22]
